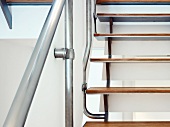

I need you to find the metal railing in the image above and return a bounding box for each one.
[82,0,106,120]
[3,0,74,126]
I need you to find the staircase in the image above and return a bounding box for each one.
[84,0,170,126]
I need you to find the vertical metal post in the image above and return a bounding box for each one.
[3,0,65,126]
[65,0,73,126]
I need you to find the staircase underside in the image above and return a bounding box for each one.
[90,57,170,63]
[94,33,170,41]
[84,121,170,127]
[97,13,170,22]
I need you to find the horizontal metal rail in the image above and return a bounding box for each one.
[3,0,65,126]
[83,90,105,119]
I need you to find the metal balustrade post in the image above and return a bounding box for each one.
[65,0,74,126]
[3,0,65,126]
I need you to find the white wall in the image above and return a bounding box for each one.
[0,2,85,127]
[0,39,36,126]
[0,6,50,38]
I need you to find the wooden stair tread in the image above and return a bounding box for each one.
[97,0,170,5]
[90,57,170,63]
[84,121,170,127]
[97,13,170,22]
[94,33,170,41]
[86,87,170,94]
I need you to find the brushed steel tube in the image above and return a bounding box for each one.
[3,0,65,126]
[54,48,67,59]
[82,0,105,120]
[83,0,92,84]
[83,91,105,119]
[65,0,73,126]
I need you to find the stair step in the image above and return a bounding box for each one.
[94,33,170,41]
[97,13,170,22]
[96,0,170,5]
[84,121,170,127]
[90,57,170,63]
[86,87,170,94]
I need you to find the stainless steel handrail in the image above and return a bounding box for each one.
[83,0,92,84]
[83,0,106,119]
[3,0,65,126]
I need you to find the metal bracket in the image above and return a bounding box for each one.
[93,0,97,33]
[82,83,87,91]
[0,0,12,29]
[54,48,75,60]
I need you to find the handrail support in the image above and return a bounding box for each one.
[54,48,75,59]
[0,0,12,29]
